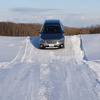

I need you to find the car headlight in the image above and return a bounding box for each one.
[58,38,64,42]
[40,38,45,43]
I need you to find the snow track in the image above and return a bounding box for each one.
[0,36,100,100]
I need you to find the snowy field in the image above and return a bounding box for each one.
[0,34,100,100]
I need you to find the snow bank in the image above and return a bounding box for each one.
[81,34,100,61]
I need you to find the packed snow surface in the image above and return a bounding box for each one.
[0,34,100,100]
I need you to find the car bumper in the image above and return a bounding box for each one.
[39,40,64,48]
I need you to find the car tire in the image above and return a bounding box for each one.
[39,44,45,49]
[59,44,65,48]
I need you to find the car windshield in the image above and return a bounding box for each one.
[41,25,62,34]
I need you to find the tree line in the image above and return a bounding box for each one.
[0,22,100,36]
[0,22,41,36]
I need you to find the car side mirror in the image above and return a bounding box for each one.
[63,30,65,33]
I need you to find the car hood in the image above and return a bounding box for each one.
[40,34,64,40]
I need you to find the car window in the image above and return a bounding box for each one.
[60,22,65,32]
[41,25,62,34]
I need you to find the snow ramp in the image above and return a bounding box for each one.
[0,35,100,100]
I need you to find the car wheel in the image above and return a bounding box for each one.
[59,44,65,48]
[39,44,45,49]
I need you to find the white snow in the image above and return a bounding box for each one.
[82,34,100,61]
[0,36,26,62]
[0,34,100,100]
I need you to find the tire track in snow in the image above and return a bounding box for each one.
[25,63,40,100]
[38,62,68,100]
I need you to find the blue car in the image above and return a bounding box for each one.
[39,20,65,49]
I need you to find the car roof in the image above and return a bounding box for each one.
[44,20,60,26]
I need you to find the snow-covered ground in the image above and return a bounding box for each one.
[0,34,100,100]
[82,34,100,61]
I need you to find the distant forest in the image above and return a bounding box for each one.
[0,22,100,36]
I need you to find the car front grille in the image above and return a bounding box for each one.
[46,40,57,44]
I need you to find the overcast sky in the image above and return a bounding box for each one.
[0,0,100,27]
